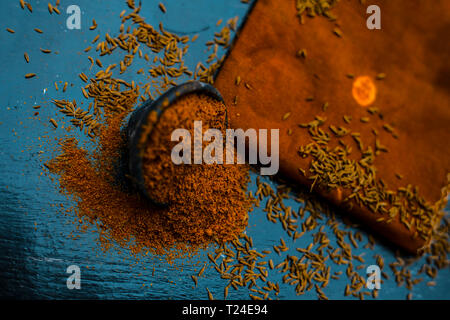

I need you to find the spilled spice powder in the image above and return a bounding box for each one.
[46,93,253,260]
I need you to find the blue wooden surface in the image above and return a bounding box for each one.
[0,0,448,299]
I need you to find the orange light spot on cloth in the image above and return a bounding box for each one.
[352,76,377,107]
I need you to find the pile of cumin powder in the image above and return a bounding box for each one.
[46,93,252,259]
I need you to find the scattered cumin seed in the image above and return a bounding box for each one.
[49,118,58,128]
[333,27,343,38]
[88,56,94,70]
[79,73,88,82]
[25,73,36,79]
[206,288,214,300]
[81,87,89,99]
[360,117,369,123]
[90,19,97,30]
[343,115,352,124]
[158,3,166,13]
[283,112,291,121]
[296,49,307,58]
[367,107,379,115]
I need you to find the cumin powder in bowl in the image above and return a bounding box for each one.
[47,84,253,257]
[137,92,252,243]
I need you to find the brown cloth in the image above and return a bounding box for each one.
[215,0,450,253]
